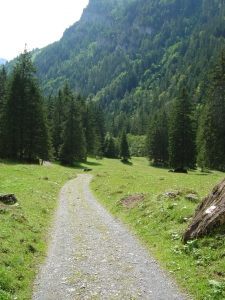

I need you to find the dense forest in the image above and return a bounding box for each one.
[2,0,225,171]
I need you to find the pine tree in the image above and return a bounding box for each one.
[84,99,101,156]
[168,86,196,170]
[52,89,65,157]
[119,131,131,162]
[93,104,106,153]
[59,95,86,165]
[3,49,51,161]
[104,133,117,158]
[197,49,225,171]
[146,110,169,165]
[0,66,7,156]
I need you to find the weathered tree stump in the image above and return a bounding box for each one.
[0,194,17,205]
[182,178,225,243]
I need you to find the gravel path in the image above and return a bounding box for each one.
[32,174,189,300]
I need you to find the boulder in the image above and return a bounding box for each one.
[0,194,17,205]
[185,193,198,202]
[182,178,225,243]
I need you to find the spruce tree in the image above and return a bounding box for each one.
[3,49,51,160]
[146,110,169,165]
[52,89,65,157]
[59,95,86,165]
[0,66,7,156]
[104,133,117,158]
[197,49,225,171]
[84,99,101,156]
[168,86,196,170]
[119,131,131,162]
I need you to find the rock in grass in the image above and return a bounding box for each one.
[182,178,225,243]
[185,193,198,202]
[0,194,17,205]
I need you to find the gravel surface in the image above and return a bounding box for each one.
[32,174,189,300]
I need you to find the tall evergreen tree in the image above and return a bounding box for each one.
[52,89,65,157]
[104,133,117,158]
[0,66,7,156]
[2,49,51,160]
[197,49,225,171]
[93,103,106,153]
[146,110,169,164]
[119,131,131,162]
[84,99,101,155]
[168,86,196,170]
[59,95,86,165]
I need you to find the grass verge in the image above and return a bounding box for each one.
[0,160,80,300]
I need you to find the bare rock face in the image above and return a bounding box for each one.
[182,178,225,243]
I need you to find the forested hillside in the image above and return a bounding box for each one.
[31,0,225,134]
[2,0,225,171]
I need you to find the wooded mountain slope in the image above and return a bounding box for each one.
[29,0,225,134]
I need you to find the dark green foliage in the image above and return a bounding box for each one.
[168,86,196,170]
[26,0,225,135]
[146,111,168,164]
[104,134,118,158]
[119,131,131,162]
[3,0,225,166]
[197,49,225,171]
[84,99,101,156]
[1,50,51,161]
[92,103,106,153]
[0,66,7,155]
[52,89,65,157]
[59,95,86,165]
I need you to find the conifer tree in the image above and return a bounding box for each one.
[59,95,86,165]
[168,86,196,170]
[0,66,7,156]
[104,133,117,158]
[197,49,225,171]
[146,110,169,164]
[52,89,65,157]
[119,131,131,162]
[84,99,101,155]
[93,104,106,153]
[3,49,51,160]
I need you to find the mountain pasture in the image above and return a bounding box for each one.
[0,157,225,299]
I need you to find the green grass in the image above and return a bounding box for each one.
[0,157,225,299]
[89,157,225,300]
[0,160,83,300]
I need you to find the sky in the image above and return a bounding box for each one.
[0,0,89,61]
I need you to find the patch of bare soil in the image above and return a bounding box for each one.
[121,194,148,209]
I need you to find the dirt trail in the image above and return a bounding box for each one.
[32,174,189,300]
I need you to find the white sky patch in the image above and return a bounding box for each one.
[0,0,89,61]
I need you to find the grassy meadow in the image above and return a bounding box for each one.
[0,157,225,299]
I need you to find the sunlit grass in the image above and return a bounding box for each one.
[1,156,225,299]
[90,157,225,300]
[0,160,80,300]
